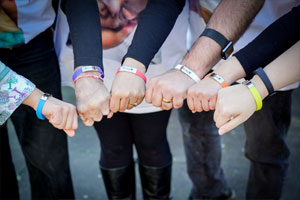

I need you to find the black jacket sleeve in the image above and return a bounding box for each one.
[234,5,300,79]
[61,0,103,70]
[123,0,185,69]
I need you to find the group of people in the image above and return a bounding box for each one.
[0,0,299,199]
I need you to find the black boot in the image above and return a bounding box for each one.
[101,162,136,200]
[139,162,172,200]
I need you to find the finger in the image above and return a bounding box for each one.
[187,96,195,112]
[65,107,75,130]
[119,97,130,112]
[194,99,203,112]
[201,99,210,112]
[218,115,243,135]
[209,97,217,110]
[72,112,78,130]
[110,95,121,113]
[107,111,114,119]
[152,90,163,107]
[215,110,232,129]
[161,93,173,110]
[101,96,110,116]
[63,129,75,137]
[127,97,138,110]
[172,96,184,109]
[92,111,103,122]
[145,82,154,103]
[82,118,94,126]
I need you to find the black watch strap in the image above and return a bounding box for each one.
[201,28,229,49]
[254,67,275,96]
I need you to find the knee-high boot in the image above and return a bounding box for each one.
[139,162,172,200]
[101,162,136,200]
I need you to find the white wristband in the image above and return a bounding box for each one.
[174,64,200,83]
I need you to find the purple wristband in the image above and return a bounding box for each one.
[72,66,104,82]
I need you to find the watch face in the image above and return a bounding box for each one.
[221,41,233,59]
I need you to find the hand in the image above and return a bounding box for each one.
[75,74,111,126]
[110,71,145,112]
[23,88,78,137]
[187,77,222,112]
[214,84,256,135]
[145,69,195,110]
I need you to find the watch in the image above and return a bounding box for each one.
[200,28,233,59]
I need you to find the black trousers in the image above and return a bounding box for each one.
[0,29,74,199]
[94,110,172,168]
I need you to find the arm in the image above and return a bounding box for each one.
[0,62,78,136]
[146,0,264,110]
[187,4,299,112]
[62,0,111,126]
[110,0,185,113]
[214,41,300,135]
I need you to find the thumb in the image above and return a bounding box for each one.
[218,115,243,135]
[64,129,75,137]
[107,111,114,119]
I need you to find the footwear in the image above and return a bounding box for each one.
[189,188,235,200]
[139,162,172,200]
[101,162,136,200]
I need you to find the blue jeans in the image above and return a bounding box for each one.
[179,90,292,199]
[178,104,229,198]
[0,29,74,199]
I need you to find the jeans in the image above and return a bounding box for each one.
[178,90,293,199]
[0,29,74,199]
[244,90,292,199]
[178,103,229,198]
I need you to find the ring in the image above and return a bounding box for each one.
[129,102,138,106]
[162,98,172,103]
[230,116,234,120]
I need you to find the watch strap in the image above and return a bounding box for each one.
[201,28,229,49]
[116,66,147,83]
[254,67,275,96]
[243,81,262,111]
[72,66,104,82]
[206,72,228,88]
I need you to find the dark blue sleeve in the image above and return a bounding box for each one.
[234,5,300,79]
[123,0,185,69]
[61,0,103,70]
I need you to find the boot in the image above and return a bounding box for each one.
[139,162,172,200]
[101,162,136,200]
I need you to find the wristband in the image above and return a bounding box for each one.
[254,67,275,96]
[205,72,228,88]
[36,93,52,120]
[116,66,147,83]
[72,66,104,82]
[243,80,262,111]
[174,64,200,83]
[74,74,103,83]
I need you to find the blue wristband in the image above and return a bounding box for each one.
[36,93,52,120]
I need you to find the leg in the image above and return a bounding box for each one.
[0,123,19,199]
[178,102,229,199]
[131,110,172,200]
[244,90,292,199]
[1,31,74,199]
[94,113,135,199]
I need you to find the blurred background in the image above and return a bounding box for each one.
[7,87,300,200]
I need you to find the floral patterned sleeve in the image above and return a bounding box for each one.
[0,61,35,125]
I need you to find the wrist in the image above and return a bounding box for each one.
[123,57,146,74]
[251,75,269,100]
[23,88,44,110]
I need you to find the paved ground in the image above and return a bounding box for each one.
[7,87,300,200]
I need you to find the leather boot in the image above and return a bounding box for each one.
[101,162,136,200]
[139,162,172,200]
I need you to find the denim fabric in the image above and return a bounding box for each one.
[178,102,229,198]
[244,90,292,199]
[0,29,74,199]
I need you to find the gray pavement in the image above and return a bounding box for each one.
[7,87,300,200]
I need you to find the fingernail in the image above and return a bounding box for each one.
[218,129,224,135]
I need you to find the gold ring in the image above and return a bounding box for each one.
[162,98,172,103]
[129,102,138,106]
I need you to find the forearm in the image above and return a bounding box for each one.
[62,0,103,70]
[182,0,264,78]
[252,41,300,99]
[123,0,185,69]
